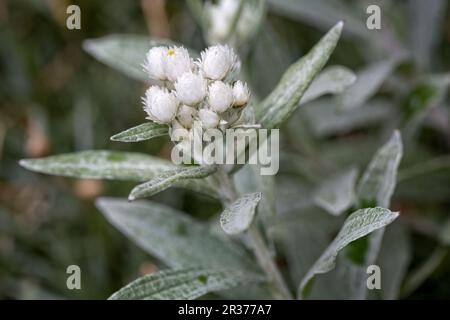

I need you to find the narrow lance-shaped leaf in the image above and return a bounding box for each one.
[313,168,358,216]
[356,130,403,208]
[108,267,263,300]
[19,151,219,198]
[255,21,343,129]
[110,122,168,142]
[300,65,356,105]
[298,207,399,299]
[129,165,217,201]
[220,192,262,235]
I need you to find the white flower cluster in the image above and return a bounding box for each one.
[142,44,251,138]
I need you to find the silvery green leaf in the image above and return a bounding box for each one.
[256,21,343,129]
[408,0,447,69]
[301,66,356,105]
[83,35,193,82]
[96,198,259,272]
[356,131,403,208]
[313,168,358,216]
[19,150,171,181]
[220,192,261,235]
[109,267,262,300]
[338,58,399,110]
[298,207,399,299]
[110,122,168,142]
[19,151,219,198]
[302,98,391,138]
[403,74,450,125]
[129,165,217,201]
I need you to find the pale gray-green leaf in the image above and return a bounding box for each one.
[301,66,356,105]
[20,151,219,198]
[256,21,343,129]
[338,58,399,110]
[96,198,259,272]
[313,168,358,216]
[110,122,168,142]
[109,267,262,300]
[298,207,399,298]
[129,165,217,201]
[220,192,262,235]
[356,131,403,208]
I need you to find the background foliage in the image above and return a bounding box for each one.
[1,0,450,299]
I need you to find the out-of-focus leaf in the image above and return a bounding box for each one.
[298,207,399,299]
[83,35,189,82]
[96,198,259,272]
[303,99,391,137]
[20,151,219,198]
[313,168,358,216]
[403,74,450,124]
[220,192,261,235]
[338,59,399,111]
[408,0,447,69]
[256,21,343,129]
[439,219,450,246]
[372,222,411,299]
[110,122,168,142]
[129,165,217,201]
[109,267,262,300]
[301,66,356,105]
[356,131,403,208]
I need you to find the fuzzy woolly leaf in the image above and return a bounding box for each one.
[129,165,217,201]
[109,267,262,300]
[356,131,403,208]
[110,122,168,142]
[20,151,219,198]
[298,207,399,298]
[256,21,343,129]
[220,192,262,235]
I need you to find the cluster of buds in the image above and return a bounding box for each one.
[142,44,252,146]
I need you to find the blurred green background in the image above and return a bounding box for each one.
[1,0,450,299]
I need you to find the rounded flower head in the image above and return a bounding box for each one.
[163,46,193,82]
[143,86,179,124]
[232,80,250,107]
[199,109,220,128]
[174,72,207,105]
[143,46,167,81]
[177,105,197,129]
[200,45,239,80]
[208,81,234,113]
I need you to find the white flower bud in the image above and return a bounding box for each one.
[174,72,207,105]
[200,45,239,80]
[163,46,193,82]
[143,46,167,81]
[208,81,234,113]
[198,109,220,128]
[232,80,250,107]
[143,86,179,124]
[177,105,197,129]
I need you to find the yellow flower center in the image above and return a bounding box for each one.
[168,49,176,56]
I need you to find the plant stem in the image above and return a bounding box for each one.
[217,168,293,300]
